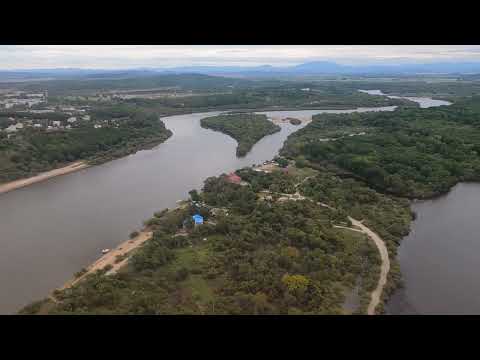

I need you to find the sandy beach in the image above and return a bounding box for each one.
[57,230,153,293]
[0,161,89,195]
[269,116,312,125]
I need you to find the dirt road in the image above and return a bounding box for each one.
[261,187,389,315]
[0,161,89,195]
[348,217,390,315]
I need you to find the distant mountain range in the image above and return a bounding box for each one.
[1,61,480,81]
[163,61,480,76]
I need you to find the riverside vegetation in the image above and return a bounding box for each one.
[1,73,412,184]
[282,96,480,199]
[20,162,412,315]
[0,107,172,184]
[17,75,480,315]
[200,113,281,156]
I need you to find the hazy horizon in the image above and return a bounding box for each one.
[1,45,480,70]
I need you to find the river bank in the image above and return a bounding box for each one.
[0,105,407,314]
[22,160,402,315]
[386,182,480,314]
[57,230,153,293]
[0,161,89,195]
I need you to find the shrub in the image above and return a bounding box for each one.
[175,267,190,281]
[74,268,88,278]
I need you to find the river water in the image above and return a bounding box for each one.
[359,90,480,314]
[386,183,480,314]
[358,89,452,108]
[0,106,397,314]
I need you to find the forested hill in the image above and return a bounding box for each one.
[200,113,281,156]
[281,97,480,199]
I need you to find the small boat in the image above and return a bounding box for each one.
[101,248,110,254]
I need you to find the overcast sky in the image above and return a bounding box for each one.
[1,45,480,70]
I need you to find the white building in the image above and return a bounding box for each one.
[67,117,77,123]
[94,124,102,129]
[5,125,17,133]
[33,123,42,128]
[15,123,24,129]
[52,121,62,127]
[61,107,76,112]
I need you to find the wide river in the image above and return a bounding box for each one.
[0,105,399,314]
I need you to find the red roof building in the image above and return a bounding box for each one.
[226,172,242,184]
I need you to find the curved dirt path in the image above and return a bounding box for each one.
[261,185,389,314]
[348,217,390,315]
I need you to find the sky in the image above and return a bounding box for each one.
[1,45,480,70]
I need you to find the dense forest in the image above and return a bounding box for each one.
[21,164,411,315]
[0,76,416,184]
[200,113,281,156]
[4,74,413,110]
[282,97,480,198]
[0,74,254,96]
[0,110,172,183]
[304,79,480,101]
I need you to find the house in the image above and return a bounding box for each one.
[67,117,77,123]
[225,172,242,184]
[94,124,102,129]
[66,125,72,129]
[33,123,42,128]
[14,123,24,129]
[192,214,204,226]
[52,121,61,127]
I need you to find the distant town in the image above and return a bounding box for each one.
[0,90,116,137]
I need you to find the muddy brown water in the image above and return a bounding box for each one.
[0,106,397,314]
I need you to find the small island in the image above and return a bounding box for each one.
[287,117,302,125]
[200,113,281,157]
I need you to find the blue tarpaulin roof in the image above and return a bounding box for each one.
[192,214,204,224]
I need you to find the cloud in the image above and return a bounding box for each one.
[1,45,480,69]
